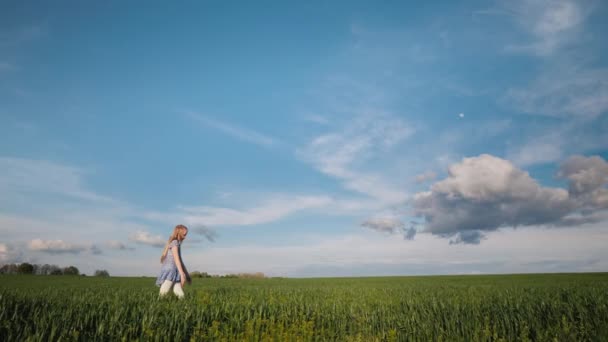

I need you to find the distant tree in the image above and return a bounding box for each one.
[17,263,34,274]
[63,266,80,276]
[229,272,266,279]
[50,268,63,275]
[49,265,62,275]
[39,264,52,275]
[0,264,18,274]
[94,269,110,277]
[190,271,211,278]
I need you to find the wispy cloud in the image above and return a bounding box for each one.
[143,191,392,227]
[506,67,608,120]
[504,0,592,56]
[186,111,277,147]
[298,112,413,205]
[506,119,608,169]
[0,157,116,203]
[129,231,165,247]
[507,130,564,167]
[28,239,101,255]
[497,0,607,165]
[0,156,160,255]
[178,195,333,227]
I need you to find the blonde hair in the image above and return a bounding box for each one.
[160,224,188,263]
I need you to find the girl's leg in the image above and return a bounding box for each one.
[173,282,184,299]
[159,280,174,297]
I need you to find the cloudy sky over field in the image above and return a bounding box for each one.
[1,1,608,277]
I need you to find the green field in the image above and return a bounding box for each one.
[1,273,607,341]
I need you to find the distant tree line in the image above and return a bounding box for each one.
[1,263,264,279]
[189,271,266,279]
[0,263,110,277]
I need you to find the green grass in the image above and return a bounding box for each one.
[1,273,607,341]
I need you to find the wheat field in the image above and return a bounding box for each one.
[1,273,607,341]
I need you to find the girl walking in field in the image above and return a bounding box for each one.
[156,224,191,298]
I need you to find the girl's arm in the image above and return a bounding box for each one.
[171,246,187,287]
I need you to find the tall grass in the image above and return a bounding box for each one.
[1,273,607,341]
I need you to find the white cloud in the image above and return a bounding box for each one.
[143,191,391,230]
[413,155,571,243]
[412,154,608,243]
[178,195,333,227]
[0,156,155,268]
[28,239,99,255]
[508,134,563,167]
[532,1,582,35]
[507,67,608,119]
[505,0,591,56]
[129,231,165,247]
[0,155,376,266]
[0,243,22,263]
[186,111,277,147]
[299,113,413,205]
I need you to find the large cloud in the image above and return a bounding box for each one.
[412,154,608,244]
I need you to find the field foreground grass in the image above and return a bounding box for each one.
[1,273,608,341]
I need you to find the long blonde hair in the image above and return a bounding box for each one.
[160,224,188,263]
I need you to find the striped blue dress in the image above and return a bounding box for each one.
[155,240,185,286]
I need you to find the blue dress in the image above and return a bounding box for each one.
[155,240,186,286]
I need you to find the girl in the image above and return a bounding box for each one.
[156,224,191,298]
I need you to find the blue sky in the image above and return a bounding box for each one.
[1,1,608,277]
